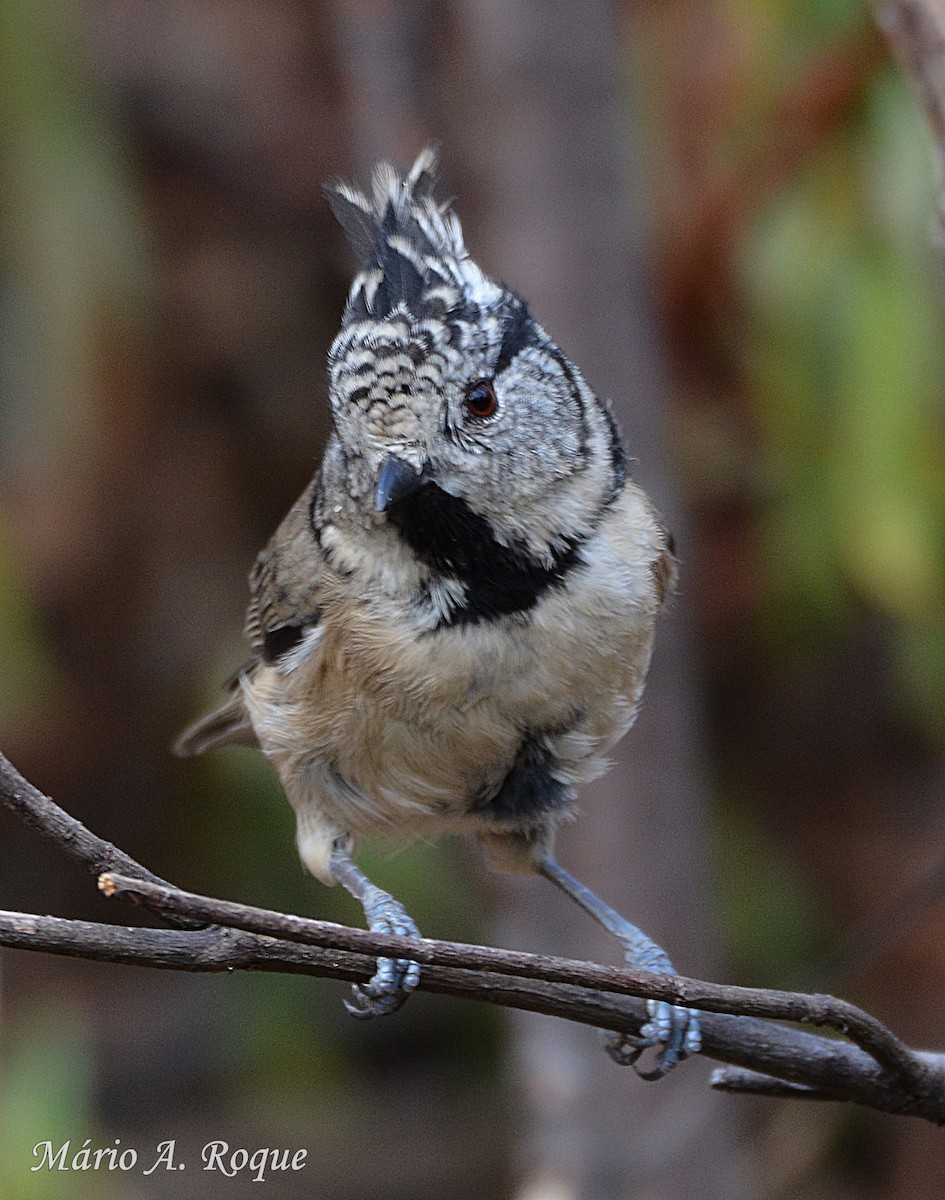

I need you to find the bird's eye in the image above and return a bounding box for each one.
[464,379,498,420]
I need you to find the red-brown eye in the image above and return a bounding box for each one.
[465,379,498,419]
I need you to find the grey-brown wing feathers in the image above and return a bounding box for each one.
[174,479,325,758]
[245,480,325,657]
[649,525,678,608]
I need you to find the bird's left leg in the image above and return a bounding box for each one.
[539,856,701,1078]
[329,843,421,1017]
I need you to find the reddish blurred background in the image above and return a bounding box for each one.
[3,2,945,1197]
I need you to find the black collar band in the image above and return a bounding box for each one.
[385,483,583,626]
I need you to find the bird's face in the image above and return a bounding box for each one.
[321,146,623,573]
[328,298,616,564]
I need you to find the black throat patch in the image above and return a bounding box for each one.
[385,483,583,626]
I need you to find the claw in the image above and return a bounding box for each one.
[605,999,702,1079]
[345,889,421,1018]
[610,927,701,1078]
[344,985,411,1018]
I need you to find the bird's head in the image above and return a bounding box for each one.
[324,147,625,611]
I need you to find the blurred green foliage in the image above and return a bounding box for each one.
[0,0,151,469]
[744,63,945,741]
[633,0,945,998]
[714,791,835,984]
[0,3,155,1190]
[0,1005,98,1200]
[0,516,58,726]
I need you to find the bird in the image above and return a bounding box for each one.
[175,145,700,1077]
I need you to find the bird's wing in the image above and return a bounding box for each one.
[244,478,325,665]
[174,478,325,758]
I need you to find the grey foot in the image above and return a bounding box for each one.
[605,1000,702,1080]
[344,889,421,1019]
[537,856,700,1078]
[609,933,701,1078]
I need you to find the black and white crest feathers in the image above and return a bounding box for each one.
[325,145,502,328]
[324,143,442,266]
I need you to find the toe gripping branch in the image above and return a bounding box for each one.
[538,857,702,1079]
[329,846,422,1017]
[326,845,698,1075]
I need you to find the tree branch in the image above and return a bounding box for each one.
[97,870,931,1094]
[2,751,944,1121]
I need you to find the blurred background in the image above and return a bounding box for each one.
[3,1,945,1197]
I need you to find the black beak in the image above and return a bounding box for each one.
[373,455,432,513]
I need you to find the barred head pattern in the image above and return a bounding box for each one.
[320,146,625,581]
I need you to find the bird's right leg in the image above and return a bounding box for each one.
[329,843,422,1018]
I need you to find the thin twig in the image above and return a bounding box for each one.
[710,1069,840,1102]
